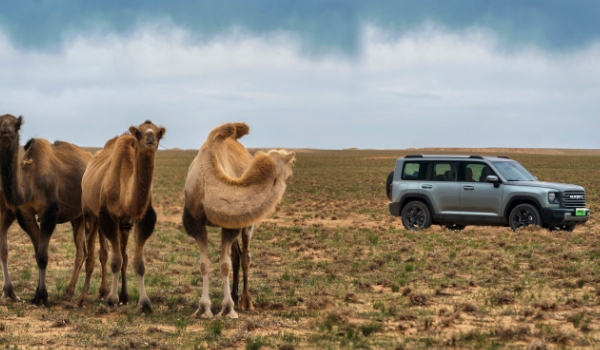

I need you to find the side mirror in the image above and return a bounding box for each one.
[486,175,499,183]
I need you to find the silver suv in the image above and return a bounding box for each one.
[386,155,590,232]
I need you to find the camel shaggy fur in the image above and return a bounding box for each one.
[76,120,165,312]
[183,122,295,318]
[0,114,91,306]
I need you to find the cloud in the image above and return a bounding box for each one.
[1,1,600,54]
[1,22,599,149]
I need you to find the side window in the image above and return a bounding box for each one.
[428,162,458,181]
[465,163,496,182]
[401,162,421,180]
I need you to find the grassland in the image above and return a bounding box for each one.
[0,148,599,349]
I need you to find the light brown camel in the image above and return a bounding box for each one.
[0,114,91,306]
[76,120,165,312]
[183,122,295,318]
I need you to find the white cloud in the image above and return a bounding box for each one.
[1,22,599,149]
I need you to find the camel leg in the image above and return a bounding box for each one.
[99,208,121,307]
[182,207,212,318]
[0,206,18,301]
[218,227,241,319]
[15,210,40,254]
[231,237,241,306]
[77,212,98,306]
[98,230,109,299]
[32,203,59,307]
[64,216,85,300]
[118,225,132,305]
[132,205,156,313]
[240,225,255,311]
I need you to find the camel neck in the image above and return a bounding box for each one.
[125,149,155,218]
[0,140,26,206]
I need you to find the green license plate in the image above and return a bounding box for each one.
[575,208,587,216]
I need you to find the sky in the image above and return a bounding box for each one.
[1,1,599,149]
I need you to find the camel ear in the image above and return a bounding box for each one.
[158,127,166,139]
[284,151,295,164]
[16,116,23,130]
[129,126,141,139]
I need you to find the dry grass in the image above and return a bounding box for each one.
[0,148,599,348]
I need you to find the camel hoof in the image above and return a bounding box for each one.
[138,298,152,314]
[106,295,119,307]
[77,295,87,308]
[193,303,213,319]
[98,287,109,300]
[31,289,49,307]
[61,291,74,301]
[1,286,21,302]
[120,291,130,305]
[217,305,238,319]
[241,296,254,311]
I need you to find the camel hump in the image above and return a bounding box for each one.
[24,138,35,151]
[52,140,70,148]
[209,122,250,141]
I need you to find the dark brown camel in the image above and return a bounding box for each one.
[0,114,91,306]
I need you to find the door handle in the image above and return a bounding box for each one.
[463,186,474,190]
[422,184,433,189]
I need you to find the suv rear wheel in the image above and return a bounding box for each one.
[401,201,432,231]
[509,204,540,232]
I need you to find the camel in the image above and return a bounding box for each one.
[182,122,295,318]
[0,114,91,306]
[76,120,165,312]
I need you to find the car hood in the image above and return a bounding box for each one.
[505,181,585,192]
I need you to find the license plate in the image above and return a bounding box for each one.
[575,208,588,216]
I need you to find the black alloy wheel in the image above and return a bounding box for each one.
[509,204,540,232]
[401,201,432,231]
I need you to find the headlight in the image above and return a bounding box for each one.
[548,192,557,203]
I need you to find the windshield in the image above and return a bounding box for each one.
[491,161,536,181]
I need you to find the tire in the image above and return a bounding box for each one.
[401,201,432,231]
[445,224,467,231]
[549,225,576,232]
[509,204,541,232]
[386,171,394,200]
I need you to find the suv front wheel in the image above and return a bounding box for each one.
[509,204,540,232]
[401,201,432,231]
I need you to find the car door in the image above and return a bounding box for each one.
[420,161,461,222]
[460,162,504,224]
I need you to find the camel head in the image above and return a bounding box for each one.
[0,114,23,147]
[266,149,296,181]
[129,120,166,154]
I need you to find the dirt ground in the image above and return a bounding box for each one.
[1,148,599,349]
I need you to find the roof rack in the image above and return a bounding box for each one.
[497,156,510,159]
[469,155,483,159]
[404,155,423,158]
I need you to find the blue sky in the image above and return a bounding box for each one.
[1,1,599,149]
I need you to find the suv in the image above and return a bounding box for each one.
[386,155,590,232]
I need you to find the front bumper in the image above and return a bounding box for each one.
[540,207,590,226]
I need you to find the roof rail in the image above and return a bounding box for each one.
[469,155,483,159]
[497,156,510,159]
[404,155,423,158]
